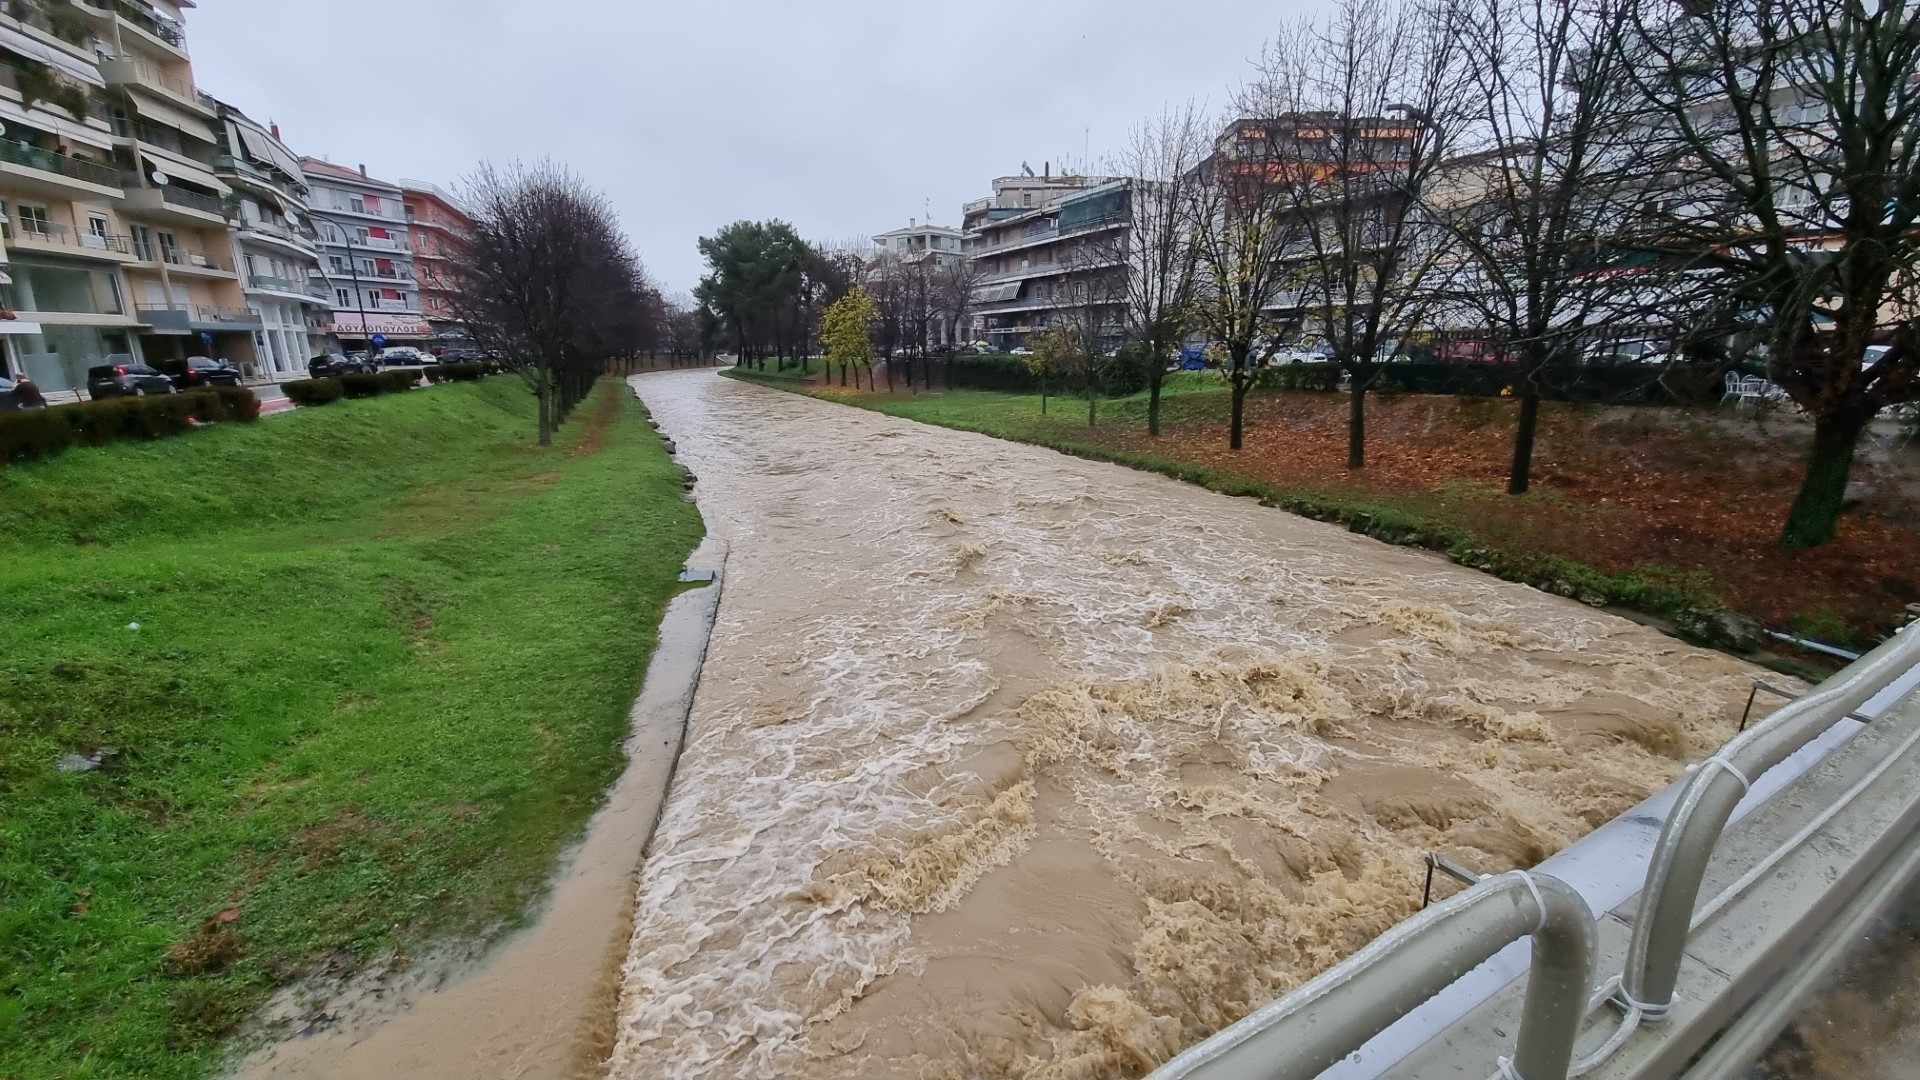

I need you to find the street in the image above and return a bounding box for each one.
[607,370,1764,1080]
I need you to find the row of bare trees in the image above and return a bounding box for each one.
[1107,0,1917,547]
[450,161,672,445]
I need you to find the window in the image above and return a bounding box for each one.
[87,215,108,239]
[365,196,381,214]
[158,230,178,262]
[337,288,351,306]
[349,197,365,213]
[244,254,257,275]
[131,224,153,260]
[330,255,348,274]
[368,226,389,240]
[18,204,51,236]
[8,257,125,315]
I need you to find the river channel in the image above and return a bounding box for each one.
[607,370,1761,1080]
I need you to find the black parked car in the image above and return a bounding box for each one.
[87,362,177,398]
[308,353,372,378]
[156,356,242,390]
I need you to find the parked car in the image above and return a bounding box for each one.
[309,353,372,378]
[87,362,177,398]
[156,356,242,389]
[379,347,434,367]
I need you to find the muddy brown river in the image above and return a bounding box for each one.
[606,370,1760,1080]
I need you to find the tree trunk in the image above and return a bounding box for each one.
[1508,393,1542,495]
[868,366,876,392]
[1148,369,1164,437]
[1780,411,1869,548]
[1230,377,1247,450]
[1041,375,1048,416]
[536,374,553,447]
[1087,376,1097,427]
[1347,381,1367,470]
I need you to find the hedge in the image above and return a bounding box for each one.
[942,349,1156,398]
[1235,360,1728,405]
[423,362,488,383]
[341,370,421,398]
[283,378,345,407]
[0,387,259,466]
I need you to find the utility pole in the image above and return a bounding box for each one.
[310,211,373,357]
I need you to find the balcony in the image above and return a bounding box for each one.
[131,245,235,277]
[248,274,329,305]
[109,116,217,161]
[315,201,408,225]
[7,220,138,261]
[97,55,207,114]
[136,305,263,333]
[78,0,187,55]
[0,140,125,197]
[10,0,94,48]
[120,181,230,225]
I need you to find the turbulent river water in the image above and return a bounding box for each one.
[608,370,1762,1080]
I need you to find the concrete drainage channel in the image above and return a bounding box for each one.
[233,384,723,1080]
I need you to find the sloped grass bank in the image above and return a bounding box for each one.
[0,379,701,1078]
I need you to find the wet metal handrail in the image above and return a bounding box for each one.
[1621,622,1920,1020]
[1151,872,1594,1080]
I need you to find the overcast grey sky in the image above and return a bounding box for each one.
[188,0,1317,296]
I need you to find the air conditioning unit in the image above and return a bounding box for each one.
[190,253,211,268]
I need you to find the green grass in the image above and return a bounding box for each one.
[0,378,702,1079]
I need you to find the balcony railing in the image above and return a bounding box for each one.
[122,178,229,218]
[147,247,232,273]
[193,305,256,324]
[99,55,196,100]
[0,141,123,188]
[320,201,407,224]
[77,0,184,45]
[10,220,137,257]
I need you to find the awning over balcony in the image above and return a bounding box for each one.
[0,96,116,152]
[130,92,218,146]
[0,26,105,87]
[235,123,303,182]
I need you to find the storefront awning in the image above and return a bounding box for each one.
[328,313,434,338]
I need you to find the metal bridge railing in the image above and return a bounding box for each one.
[1621,621,1920,1019]
[1152,871,1594,1080]
[1149,620,1920,1080]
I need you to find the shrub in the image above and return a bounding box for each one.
[284,378,345,407]
[340,371,416,398]
[424,362,486,384]
[0,387,257,466]
[1253,363,1344,392]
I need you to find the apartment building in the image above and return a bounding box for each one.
[214,102,327,376]
[300,157,431,350]
[962,172,1130,350]
[0,0,260,392]
[399,179,469,349]
[871,219,964,266]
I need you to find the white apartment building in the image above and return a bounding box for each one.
[299,156,431,350]
[871,219,965,266]
[214,102,326,376]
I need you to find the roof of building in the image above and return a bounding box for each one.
[298,157,401,191]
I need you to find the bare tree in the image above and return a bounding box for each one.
[451,161,648,444]
[1436,0,1646,493]
[1622,0,1920,546]
[932,258,981,388]
[1052,240,1128,425]
[1188,118,1303,450]
[1112,103,1207,435]
[1252,0,1463,469]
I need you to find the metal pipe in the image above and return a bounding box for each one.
[1765,629,1863,662]
[1623,622,1920,1019]
[1151,871,1594,1080]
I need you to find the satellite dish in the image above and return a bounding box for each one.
[151,171,170,186]
[0,123,9,138]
